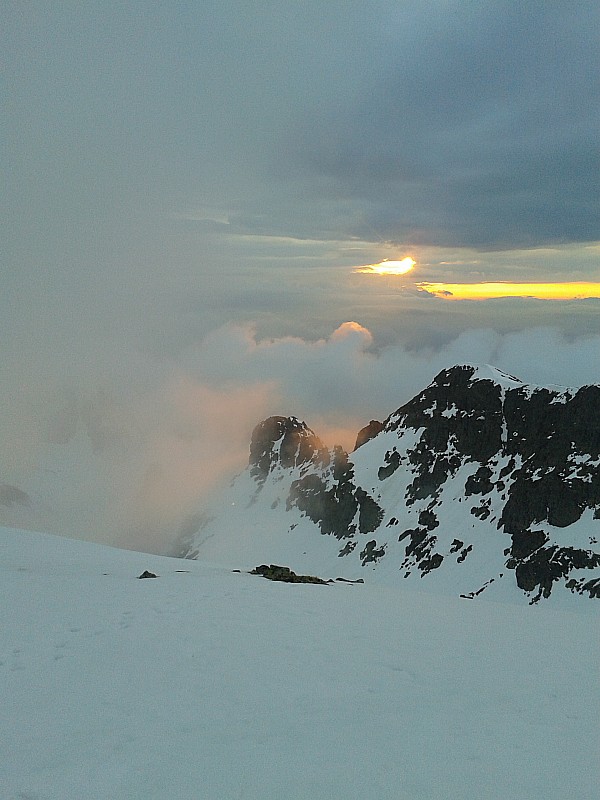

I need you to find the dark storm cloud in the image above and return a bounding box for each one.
[293,1,600,249]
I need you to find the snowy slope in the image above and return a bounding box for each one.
[1,526,598,800]
[181,365,600,604]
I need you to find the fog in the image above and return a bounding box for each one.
[3,3,599,551]
[2,317,599,553]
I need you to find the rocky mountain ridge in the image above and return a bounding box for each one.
[181,365,600,603]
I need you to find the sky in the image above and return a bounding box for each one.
[2,1,600,552]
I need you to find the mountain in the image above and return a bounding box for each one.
[2,525,598,799]
[178,365,600,604]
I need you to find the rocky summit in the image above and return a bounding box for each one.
[180,365,600,604]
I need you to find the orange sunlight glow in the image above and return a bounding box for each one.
[354,257,416,276]
[417,281,600,301]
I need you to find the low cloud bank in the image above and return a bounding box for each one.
[2,322,599,553]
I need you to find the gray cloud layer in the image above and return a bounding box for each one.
[2,321,599,553]
[2,3,599,552]
[5,2,599,254]
[291,2,600,247]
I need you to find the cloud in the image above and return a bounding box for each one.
[292,2,600,249]
[118,377,279,552]
[9,2,597,261]
[2,318,600,553]
[0,366,279,554]
[2,3,599,556]
[189,321,600,427]
[354,258,416,275]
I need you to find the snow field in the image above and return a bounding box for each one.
[1,527,598,800]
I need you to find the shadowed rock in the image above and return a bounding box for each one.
[249,416,329,483]
[354,419,384,450]
[186,365,600,602]
[250,564,330,584]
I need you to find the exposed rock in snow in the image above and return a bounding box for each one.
[354,419,384,450]
[249,415,328,483]
[249,564,330,584]
[3,526,597,799]
[182,365,600,604]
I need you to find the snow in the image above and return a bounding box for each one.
[529,510,600,551]
[2,526,598,799]
[459,363,575,400]
[477,364,524,387]
[184,409,599,606]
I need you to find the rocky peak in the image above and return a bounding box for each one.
[249,416,328,482]
[384,365,506,465]
[186,365,600,604]
[354,420,384,450]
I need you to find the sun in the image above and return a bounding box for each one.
[354,257,416,276]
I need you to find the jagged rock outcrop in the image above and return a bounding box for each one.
[374,365,600,601]
[249,564,330,584]
[185,365,600,604]
[287,446,384,539]
[354,420,384,450]
[249,416,328,483]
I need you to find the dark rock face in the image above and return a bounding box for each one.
[287,447,383,539]
[512,546,600,602]
[360,540,386,565]
[378,450,401,481]
[384,367,504,509]
[354,420,384,450]
[464,467,494,497]
[374,366,600,599]
[249,416,328,483]
[398,526,444,576]
[237,366,600,602]
[387,366,505,463]
[250,564,330,584]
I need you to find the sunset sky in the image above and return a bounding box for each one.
[3,2,600,550]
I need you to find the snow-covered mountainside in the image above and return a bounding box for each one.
[2,526,598,799]
[179,365,600,604]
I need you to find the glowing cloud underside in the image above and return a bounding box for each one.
[418,282,600,300]
[355,257,416,275]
